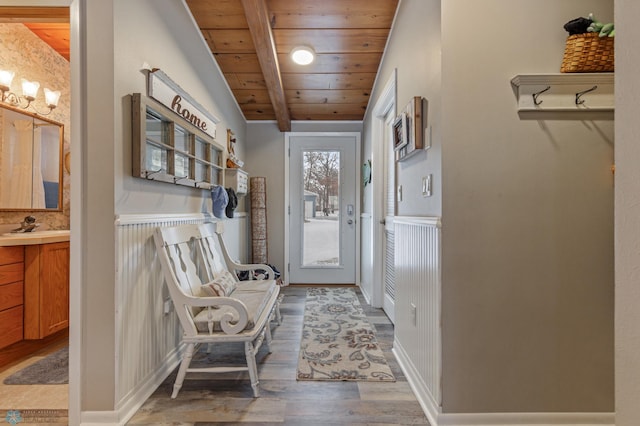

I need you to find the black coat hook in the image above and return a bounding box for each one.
[144,168,162,179]
[576,86,598,105]
[532,86,551,106]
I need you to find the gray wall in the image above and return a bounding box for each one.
[113,1,246,215]
[245,121,362,274]
[440,0,613,412]
[363,0,614,414]
[80,0,247,412]
[362,0,442,217]
[615,0,640,424]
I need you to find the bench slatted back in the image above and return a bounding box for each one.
[154,224,204,335]
[197,222,234,281]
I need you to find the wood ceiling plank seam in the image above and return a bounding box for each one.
[203,29,256,53]
[272,29,389,54]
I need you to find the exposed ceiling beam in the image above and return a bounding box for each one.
[240,0,291,131]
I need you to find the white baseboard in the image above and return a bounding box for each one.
[393,339,614,426]
[393,338,441,426]
[359,282,372,305]
[81,346,182,425]
[437,412,614,426]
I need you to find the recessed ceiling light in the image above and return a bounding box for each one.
[291,46,315,65]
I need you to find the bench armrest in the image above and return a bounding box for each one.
[179,294,249,335]
[230,262,275,280]
[215,232,275,280]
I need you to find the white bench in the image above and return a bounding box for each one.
[154,222,281,398]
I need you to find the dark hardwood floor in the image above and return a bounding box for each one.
[127,285,429,425]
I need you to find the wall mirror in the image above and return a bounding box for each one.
[0,104,63,211]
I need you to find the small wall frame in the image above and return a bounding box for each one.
[392,113,408,151]
[396,96,427,162]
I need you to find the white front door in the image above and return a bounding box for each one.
[288,134,358,284]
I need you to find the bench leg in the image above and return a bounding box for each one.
[275,296,283,325]
[244,341,260,397]
[172,343,195,399]
[265,321,273,354]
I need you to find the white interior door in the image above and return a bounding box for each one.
[288,134,357,284]
[382,111,396,322]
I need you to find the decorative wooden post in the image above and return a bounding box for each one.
[250,177,268,264]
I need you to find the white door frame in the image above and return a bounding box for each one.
[371,71,396,308]
[284,132,361,286]
[12,1,85,424]
[3,3,83,423]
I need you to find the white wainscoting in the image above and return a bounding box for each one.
[392,216,442,416]
[110,213,248,424]
[391,216,614,426]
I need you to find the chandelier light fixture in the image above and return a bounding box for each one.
[0,69,61,115]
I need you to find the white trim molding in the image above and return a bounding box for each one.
[436,413,614,426]
[114,212,246,226]
[393,215,441,227]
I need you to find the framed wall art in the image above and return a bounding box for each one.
[396,96,428,161]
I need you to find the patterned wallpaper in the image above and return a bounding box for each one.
[0,24,70,231]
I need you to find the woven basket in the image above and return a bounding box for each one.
[561,32,614,73]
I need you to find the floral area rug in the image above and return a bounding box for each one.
[297,287,395,382]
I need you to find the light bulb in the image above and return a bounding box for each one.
[44,88,61,108]
[21,79,40,101]
[0,70,15,91]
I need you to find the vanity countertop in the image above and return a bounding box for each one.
[0,230,70,246]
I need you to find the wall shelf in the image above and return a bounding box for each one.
[131,94,225,190]
[224,168,248,195]
[511,73,614,119]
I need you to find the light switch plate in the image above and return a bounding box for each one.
[424,125,432,150]
[422,175,432,197]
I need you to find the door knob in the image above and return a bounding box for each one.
[347,219,353,225]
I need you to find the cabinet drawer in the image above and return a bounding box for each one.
[0,263,23,285]
[0,246,23,265]
[0,281,23,311]
[0,305,23,349]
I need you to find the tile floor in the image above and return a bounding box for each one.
[0,286,429,425]
[127,285,429,425]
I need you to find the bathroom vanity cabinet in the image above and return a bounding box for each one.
[0,234,70,349]
[24,241,70,339]
[0,246,25,349]
[0,230,70,368]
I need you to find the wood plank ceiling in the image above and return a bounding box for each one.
[1,1,400,131]
[185,0,399,130]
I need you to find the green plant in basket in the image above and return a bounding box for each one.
[586,13,615,37]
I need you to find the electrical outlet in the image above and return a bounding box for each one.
[163,299,172,315]
[397,185,403,202]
